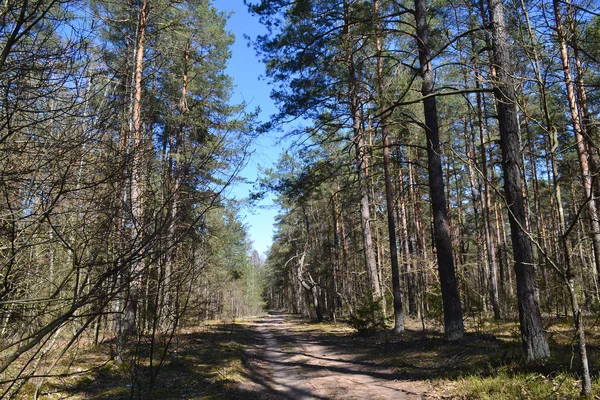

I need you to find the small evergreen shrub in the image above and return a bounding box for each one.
[347,294,387,335]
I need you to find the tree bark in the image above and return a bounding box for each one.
[414,0,464,339]
[123,0,149,339]
[375,0,404,332]
[344,0,383,303]
[487,0,550,360]
[472,54,501,319]
[556,0,600,283]
[397,160,417,316]
[356,126,384,301]
[552,1,593,394]
[409,155,429,319]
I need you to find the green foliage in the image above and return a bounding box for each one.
[347,294,387,335]
[197,205,266,320]
[423,284,445,328]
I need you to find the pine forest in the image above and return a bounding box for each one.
[1,0,600,398]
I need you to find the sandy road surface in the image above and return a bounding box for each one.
[239,313,431,399]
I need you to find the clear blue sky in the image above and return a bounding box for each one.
[215,0,283,257]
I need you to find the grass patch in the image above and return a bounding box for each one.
[423,315,600,399]
[315,313,599,398]
[442,371,600,399]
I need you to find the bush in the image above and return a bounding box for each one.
[347,294,387,335]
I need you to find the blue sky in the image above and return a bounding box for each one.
[215,0,283,257]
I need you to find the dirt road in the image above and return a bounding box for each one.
[239,312,431,399]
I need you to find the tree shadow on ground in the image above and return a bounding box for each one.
[44,313,599,399]
[303,315,599,379]
[239,313,599,398]
[46,323,270,399]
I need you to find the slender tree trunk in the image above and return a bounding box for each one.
[343,0,383,304]
[123,0,149,339]
[524,111,550,308]
[375,0,404,332]
[382,124,404,331]
[449,152,466,298]
[414,0,464,339]
[552,1,593,394]
[568,6,600,299]
[336,184,352,310]
[330,187,341,319]
[356,128,383,301]
[398,160,417,316]
[566,0,599,164]
[554,134,593,398]
[554,0,600,282]
[163,40,190,328]
[473,54,501,319]
[464,118,487,312]
[518,0,569,308]
[410,156,429,318]
[487,0,550,360]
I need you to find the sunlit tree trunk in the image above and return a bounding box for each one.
[487,0,550,360]
[344,0,383,303]
[375,0,404,332]
[552,0,593,394]
[553,0,600,282]
[471,57,501,319]
[123,0,149,339]
[409,155,429,319]
[564,0,600,286]
[415,0,464,339]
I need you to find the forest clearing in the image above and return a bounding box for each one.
[2,0,600,398]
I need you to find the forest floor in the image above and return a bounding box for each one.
[15,311,600,399]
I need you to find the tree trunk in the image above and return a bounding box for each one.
[472,53,501,319]
[397,160,417,316]
[487,0,550,360]
[375,0,404,332]
[410,155,429,318]
[344,0,383,303]
[566,0,599,164]
[336,184,352,310]
[356,129,383,301]
[414,0,464,339]
[554,0,600,283]
[552,1,593,394]
[123,0,149,339]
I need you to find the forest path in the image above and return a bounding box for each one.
[239,312,431,399]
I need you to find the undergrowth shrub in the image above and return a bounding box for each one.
[347,294,386,335]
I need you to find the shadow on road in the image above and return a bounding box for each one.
[48,312,599,399]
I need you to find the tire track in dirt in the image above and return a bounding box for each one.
[241,313,431,399]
